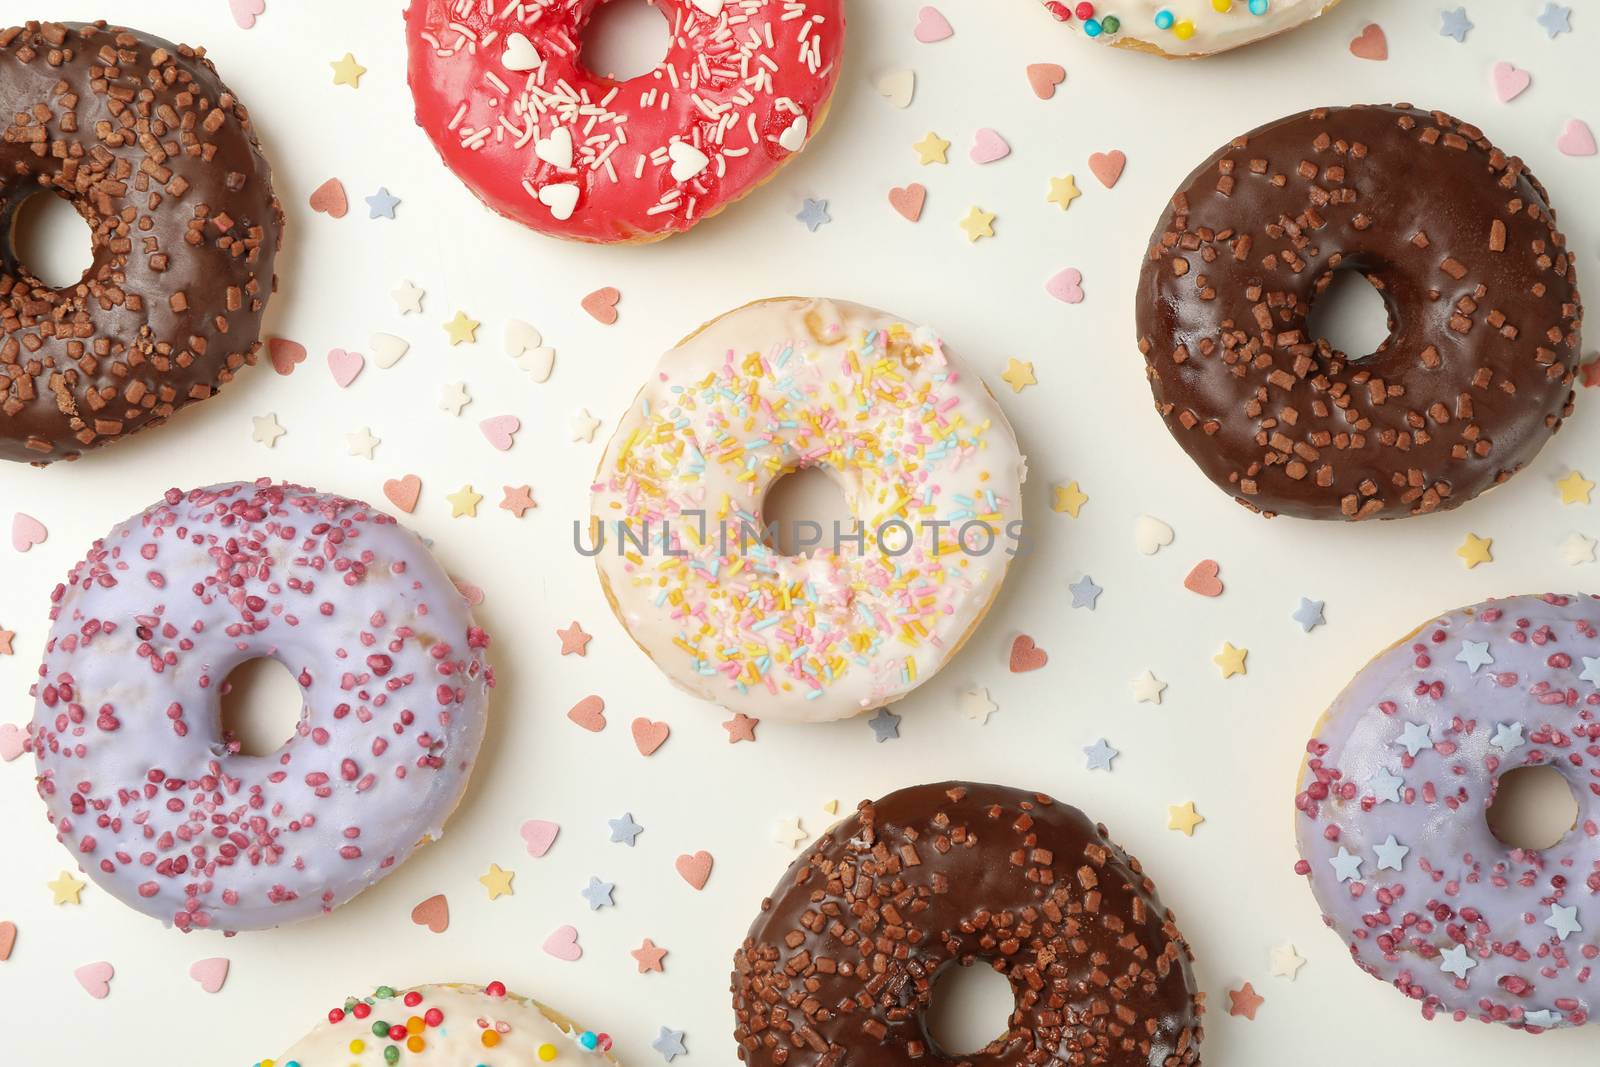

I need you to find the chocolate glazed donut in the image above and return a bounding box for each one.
[0,20,283,464]
[732,783,1203,1067]
[1137,104,1582,520]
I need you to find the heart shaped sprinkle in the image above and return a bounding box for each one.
[1491,61,1531,103]
[535,126,574,169]
[888,183,927,222]
[1045,267,1084,304]
[410,894,449,933]
[582,287,621,325]
[567,695,607,732]
[479,415,520,452]
[543,925,582,961]
[969,128,1010,165]
[778,115,809,153]
[382,475,422,515]
[267,337,305,376]
[370,333,409,369]
[1349,23,1387,61]
[308,177,348,217]
[668,140,710,182]
[876,69,914,108]
[1558,118,1597,157]
[1088,150,1126,189]
[11,513,46,553]
[1134,515,1175,555]
[229,0,265,30]
[538,183,579,220]
[675,851,714,890]
[1184,560,1224,597]
[74,961,113,999]
[502,32,540,71]
[0,921,15,962]
[1026,63,1065,100]
[520,820,560,858]
[1009,634,1048,673]
[326,348,364,389]
[632,717,670,756]
[0,724,24,762]
[914,6,953,43]
[189,957,229,994]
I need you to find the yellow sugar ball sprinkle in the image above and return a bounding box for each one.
[347,1039,365,1054]
[538,1044,559,1061]
[1174,19,1196,38]
[481,1030,501,1048]
[407,1017,425,1035]
[1212,0,1233,11]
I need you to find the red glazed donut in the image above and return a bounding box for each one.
[404,0,845,244]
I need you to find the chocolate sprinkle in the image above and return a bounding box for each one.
[1136,104,1583,521]
[731,782,1203,1067]
[0,20,283,464]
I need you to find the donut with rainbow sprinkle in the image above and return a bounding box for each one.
[1041,0,1341,57]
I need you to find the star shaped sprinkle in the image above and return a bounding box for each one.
[1328,846,1363,883]
[48,871,85,905]
[1561,532,1597,565]
[346,426,379,459]
[1457,533,1493,568]
[580,876,615,910]
[1373,834,1410,871]
[500,485,536,517]
[1439,944,1477,980]
[722,712,759,743]
[652,1027,688,1062]
[1269,943,1306,980]
[1167,802,1203,836]
[1582,655,1600,687]
[1369,769,1404,804]
[1047,174,1081,210]
[1545,903,1582,940]
[609,813,644,846]
[1131,669,1167,705]
[1069,575,1102,610]
[1456,640,1493,673]
[772,816,808,849]
[960,687,997,724]
[1292,597,1325,632]
[443,311,481,345]
[1439,6,1472,41]
[1213,642,1248,679]
[1537,2,1572,38]
[632,939,668,974]
[795,198,831,231]
[439,381,471,415]
[570,408,601,442]
[446,485,483,518]
[1227,982,1264,1020]
[1395,721,1433,757]
[913,131,950,165]
[364,186,400,219]
[959,206,996,242]
[1000,357,1035,391]
[0,627,15,655]
[1052,481,1087,517]
[251,413,285,447]
[1524,1009,1561,1027]
[1083,738,1119,771]
[1558,470,1594,504]
[391,280,424,314]
[1489,722,1525,752]
[868,707,901,742]
[330,52,367,87]
[557,621,592,656]
[478,863,514,900]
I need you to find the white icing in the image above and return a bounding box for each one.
[1067,0,1338,57]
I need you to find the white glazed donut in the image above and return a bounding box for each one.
[1042,0,1341,58]
[270,981,618,1065]
[26,480,493,932]
[591,297,1025,723]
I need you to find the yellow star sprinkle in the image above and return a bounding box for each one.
[479,863,515,901]
[443,311,481,346]
[330,53,367,88]
[1457,533,1493,569]
[1167,802,1204,836]
[959,207,996,242]
[1558,470,1594,505]
[48,870,85,905]
[1052,481,1088,517]
[1047,174,1081,210]
[447,485,484,518]
[1213,642,1248,678]
[1000,358,1036,393]
[913,131,950,166]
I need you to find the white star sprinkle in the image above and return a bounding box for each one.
[1395,721,1433,758]
[392,280,425,315]
[1328,846,1363,883]
[1439,944,1477,981]
[960,686,998,724]
[251,413,285,447]
[1369,769,1404,804]
[1580,656,1600,688]
[570,408,601,442]
[1269,943,1306,980]
[1489,722,1525,752]
[1560,532,1596,565]
[1545,903,1582,941]
[439,382,471,416]
[1373,834,1410,872]
[346,426,379,459]
[1455,640,1493,673]
[772,816,808,850]
[1130,669,1167,705]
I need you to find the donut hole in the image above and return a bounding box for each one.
[924,961,1016,1056]
[1305,267,1393,362]
[1487,764,1579,852]
[216,657,305,758]
[5,188,94,290]
[579,0,672,83]
[760,466,855,557]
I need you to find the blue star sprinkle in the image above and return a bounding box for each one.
[1455,640,1493,674]
[1524,1009,1561,1027]
[365,186,401,219]
[1369,769,1404,804]
[1328,846,1363,883]
[1292,597,1325,632]
[1537,2,1572,38]
[1580,655,1600,687]
[580,876,615,910]
[1439,943,1477,980]
[1489,722,1525,752]
[652,1027,688,1062]
[1395,721,1433,758]
[796,198,831,232]
[1373,834,1410,871]
[1069,574,1102,610]
[1439,7,1473,42]
[868,707,901,742]
[1545,903,1582,940]
[608,813,644,846]
[1083,738,1119,771]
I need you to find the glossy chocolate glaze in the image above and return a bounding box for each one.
[1137,104,1582,520]
[0,20,283,463]
[732,782,1203,1066]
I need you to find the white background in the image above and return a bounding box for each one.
[1,0,1597,1062]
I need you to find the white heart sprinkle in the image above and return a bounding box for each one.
[518,347,556,382]
[538,183,579,221]
[505,319,543,357]
[778,115,809,153]
[668,140,710,182]
[502,33,540,72]
[535,126,573,169]
[370,333,409,369]
[692,0,726,14]
[1134,515,1175,556]
[876,69,914,109]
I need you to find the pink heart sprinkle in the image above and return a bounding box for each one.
[11,513,46,553]
[74,961,114,999]
[1349,23,1387,62]
[675,850,714,890]
[542,925,582,961]
[520,820,560,858]
[0,723,25,762]
[479,415,521,451]
[326,348,364,389]
[632,717,671,756]
[308,177,348,218]
[267,337,306,376]
[189,957,229,994]
[1490,61,1531,103]
[1045,267,1085,304]
[914,5,953,43]
[888,183,927,222]
[1558,119,1597,157]
[1088,150,1126,189]
[228,0,265,29]
[969,128,1010,165]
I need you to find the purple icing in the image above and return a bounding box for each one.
[26,480,493,932]
[1296,593,1599,1030]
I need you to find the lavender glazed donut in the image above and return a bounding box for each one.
[1295,593,1600,1029]
[26,479,492,932]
